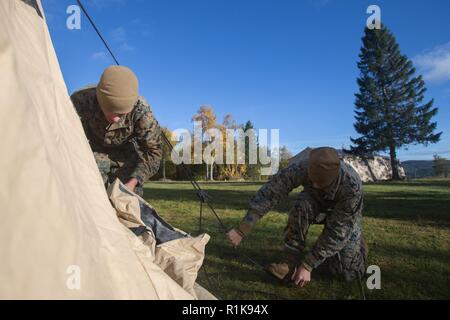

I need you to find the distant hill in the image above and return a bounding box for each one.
[401,160,450,178]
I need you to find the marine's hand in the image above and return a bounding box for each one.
[227,228,243,247]
[291,265,311,287]
[125,178,138,192]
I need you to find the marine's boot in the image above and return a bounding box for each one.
[265,251,302,282]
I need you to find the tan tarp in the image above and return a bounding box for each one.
[108,179,214,299]
[0,0,212,299]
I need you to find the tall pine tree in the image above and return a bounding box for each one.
[351,25,441,180]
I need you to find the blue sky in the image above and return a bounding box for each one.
[42,0,450,160]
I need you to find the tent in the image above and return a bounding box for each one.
[0,0,213,299]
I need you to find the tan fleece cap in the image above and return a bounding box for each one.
[308,147,340,189]
[96,65,139,114]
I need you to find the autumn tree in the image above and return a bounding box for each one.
[192,106,219,180]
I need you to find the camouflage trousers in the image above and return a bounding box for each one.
[284,192,367,282]
[93,151,144,197]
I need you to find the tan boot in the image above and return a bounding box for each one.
[265,262,295,281]
[265,251,301,281]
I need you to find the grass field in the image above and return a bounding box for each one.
[143,179,450,300]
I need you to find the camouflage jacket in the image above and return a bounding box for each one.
[71,87,162,185]
[238,159,364,270]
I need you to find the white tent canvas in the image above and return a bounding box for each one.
[0,0,212,300]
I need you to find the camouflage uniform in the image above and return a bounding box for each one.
[71,87,162,197]
[238,159,367,281]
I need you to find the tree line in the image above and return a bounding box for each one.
[152,106,293,181]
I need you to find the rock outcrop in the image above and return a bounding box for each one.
[289,148,406,182]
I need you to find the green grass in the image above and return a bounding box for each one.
[143,179,450,300]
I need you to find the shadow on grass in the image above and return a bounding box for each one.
[366,179,450,188]
[364,192,450,225]
[370,242,450,265]
[145,179,450,299]
[201,237,450,299]
[193,208,450,299]
[200,239,363,300]
[143,187,296,213]
[144,182,450,225]
[367,243,450,299]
